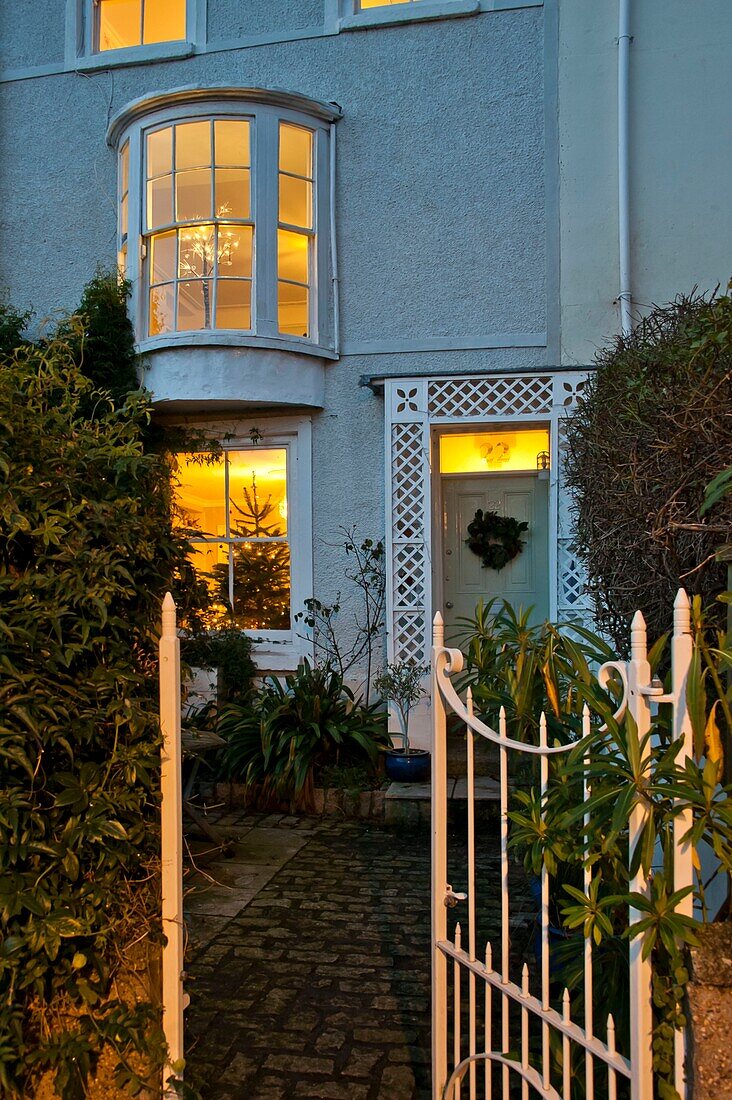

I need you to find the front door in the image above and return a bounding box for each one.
[441,473,549,641]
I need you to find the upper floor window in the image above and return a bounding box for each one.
[146,118,254,334]
[96,0,186,52]
[110,89,341,355]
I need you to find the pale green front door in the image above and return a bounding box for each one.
[441,473,549,641]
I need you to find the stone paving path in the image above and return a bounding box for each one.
[185,813,532,1099]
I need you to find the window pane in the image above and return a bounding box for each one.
[179,225,216,279]
[190,542,231,618]
[438,429,551,474]
[218,225,253,278]
[214,120,250,167]
[98,0,141,51]
[147,174,173,230]
[215,281,251,331]
[215,167,250,220]
[175,454,227,536]
[120,142,129,194]
[279,174,311,229]
[278,281,309,338]
[233,543,291,630]
[228,449,288,537]
[149,284,174,336]
[178,280,213,330]
[147,127,172,178]
[279,123,312,178]
[143,0,186,43]
[277,229,309,285]
[175,121,211,170]
[150,231,177,284]
[176,168,212,222]
[120,194,128,238]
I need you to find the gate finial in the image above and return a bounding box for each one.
[162,592,177,635]
[433,611,444,647]
[630,609,647,659]
[673,588,691,635]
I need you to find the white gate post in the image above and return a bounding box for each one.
[627,610,654,1100]
[671,589,693,1096]
[431,613,448,1100]
[160,593,184,1095]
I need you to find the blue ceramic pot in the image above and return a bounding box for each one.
[385,748,431,783]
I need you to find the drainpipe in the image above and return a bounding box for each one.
[617,0,633,335]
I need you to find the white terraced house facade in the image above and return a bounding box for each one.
[0,0,729,745]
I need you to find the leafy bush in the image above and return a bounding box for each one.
[0,306,200,1094]
[457,599,618,744]
[509,626,732,1093]
[218,661,389,809]
[181,627,256,706]
[564,287,732,651]
[62,270,140,408]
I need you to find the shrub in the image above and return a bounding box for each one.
[218,661,389,809]
[457,600,619,744]
[0,312,200,1094]
[564,287,732,651]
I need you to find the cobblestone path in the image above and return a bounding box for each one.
[186,816,529,1099]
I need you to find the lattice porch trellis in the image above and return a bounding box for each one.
[385,372,592,670]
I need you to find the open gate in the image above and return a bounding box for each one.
[431,592,694,1100]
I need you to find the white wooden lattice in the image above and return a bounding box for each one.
[391,422,427,542]
[427,375,553,418]
[393,543,426,608]
[386,372,592,667]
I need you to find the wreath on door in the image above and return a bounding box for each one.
[465,509,529,571]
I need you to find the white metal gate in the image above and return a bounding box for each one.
[431,592,694,1100]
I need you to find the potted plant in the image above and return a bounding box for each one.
[374,660,431,782]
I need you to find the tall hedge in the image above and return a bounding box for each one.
[0,310,197,1094]
[564,288,732,649]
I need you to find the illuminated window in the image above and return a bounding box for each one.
[118,140,129,277]
[175,449,291,631]
[278,123,313,338]
[359,0,420,6]
[146,119,254,335]
[116,95,337,346]
[97,0,186,52]
[439,429,551,474]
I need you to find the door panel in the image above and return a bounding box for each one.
[442,474,549,640]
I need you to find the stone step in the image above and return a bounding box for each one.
[384,776,500,826]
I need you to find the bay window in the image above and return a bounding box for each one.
[111,89,340,355]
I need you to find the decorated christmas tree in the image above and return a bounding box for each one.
[214,474,290,629]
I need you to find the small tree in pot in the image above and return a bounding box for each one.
[374,660,430,781]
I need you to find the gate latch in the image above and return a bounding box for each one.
[444,884,468,908]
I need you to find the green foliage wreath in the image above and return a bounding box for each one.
[465,509,529,571]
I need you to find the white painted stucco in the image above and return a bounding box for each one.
[557,0,732,366]
[0,1,553,676]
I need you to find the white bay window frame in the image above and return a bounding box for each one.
[109,89,341,358]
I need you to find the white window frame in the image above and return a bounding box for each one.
[179,416,313,670]
[67,0,205,70]
[109,89,340,359]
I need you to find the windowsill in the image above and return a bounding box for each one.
[250,642,304,672]
[138,330,338,361]
[72,41,194,73]
[340,0,480,31]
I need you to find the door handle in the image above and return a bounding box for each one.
[445,601,454,609]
